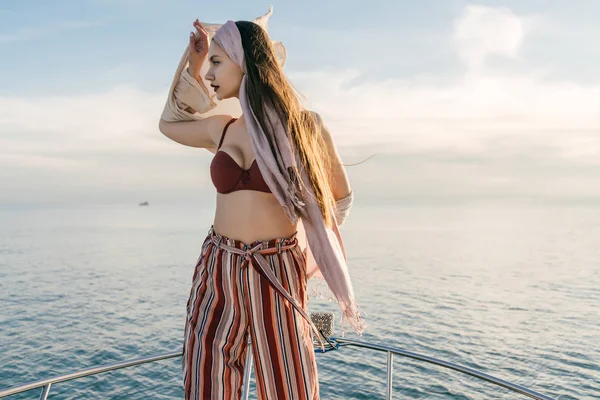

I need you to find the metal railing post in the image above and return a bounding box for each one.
[39,383,51,400]
[241,340,254,400]
[386,351,393,399]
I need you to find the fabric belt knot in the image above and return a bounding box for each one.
[209,231,327,351]
[240,242,264,268]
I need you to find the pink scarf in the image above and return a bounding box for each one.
[213,21,365,336]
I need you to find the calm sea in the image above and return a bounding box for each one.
[1,202,598,399]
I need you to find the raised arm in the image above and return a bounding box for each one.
[158,19,231,149]
[158,114,231,149]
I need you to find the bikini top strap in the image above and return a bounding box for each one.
[217,118,237,150]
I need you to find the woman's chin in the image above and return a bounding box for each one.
[216,90,228,100]
[215,91,234,101]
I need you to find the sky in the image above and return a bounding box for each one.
[1,0,600,206]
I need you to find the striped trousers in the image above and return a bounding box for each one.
[182,225,320,400]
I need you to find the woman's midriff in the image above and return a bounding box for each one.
[212,191,299,244]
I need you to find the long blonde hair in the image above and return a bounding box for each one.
[236,21,337,227]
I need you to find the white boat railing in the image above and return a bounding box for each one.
[0,338,555,400]
[331,338,555,400]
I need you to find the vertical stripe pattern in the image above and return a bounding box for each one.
[182,226,319,400]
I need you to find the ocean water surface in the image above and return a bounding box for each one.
[1,202,598,399]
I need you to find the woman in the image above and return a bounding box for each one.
[159,16,364,400]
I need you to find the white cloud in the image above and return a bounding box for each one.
[289,5,600,165]
[452,5,534,70]
[290,68,600,162]
[0,86,170,155]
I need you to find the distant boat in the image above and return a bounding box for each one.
[139,201,149,206]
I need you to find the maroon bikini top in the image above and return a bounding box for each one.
[210,118,272,194]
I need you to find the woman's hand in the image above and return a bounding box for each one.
[188,19,209,77]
